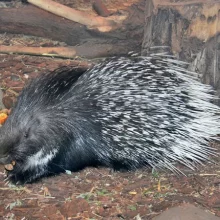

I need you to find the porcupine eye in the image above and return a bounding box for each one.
[23,128,31,138]
[24,132,28,138]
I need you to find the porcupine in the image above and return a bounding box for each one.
[0,55,219,184]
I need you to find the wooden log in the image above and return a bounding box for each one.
[0,2,145,58]
[0,45,77,58]
[26,0,125,32]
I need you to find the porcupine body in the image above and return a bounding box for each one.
[0,56,219,184]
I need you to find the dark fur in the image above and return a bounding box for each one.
[0,57,219,184]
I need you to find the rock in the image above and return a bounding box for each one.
[0,90,5,109]
[2,96,13,109]
[153,204,220,220]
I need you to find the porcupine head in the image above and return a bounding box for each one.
[0,67,96,184]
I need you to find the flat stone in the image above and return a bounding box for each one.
[2,96,13,109]
[153,204,220,220]
[0,90,5,109]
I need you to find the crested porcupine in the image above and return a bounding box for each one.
[0,56,219,184]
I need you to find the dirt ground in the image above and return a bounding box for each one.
[0,33,220,220]
[0,0,220,219]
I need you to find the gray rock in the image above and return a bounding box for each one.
[153,204,220,220]
[0,89,5,109]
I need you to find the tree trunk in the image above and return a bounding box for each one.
[142,0,220,102]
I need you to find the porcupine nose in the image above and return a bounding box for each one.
[0,155,10,164]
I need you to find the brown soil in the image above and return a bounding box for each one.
[0,34,220,220]
[0,0,220,218]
